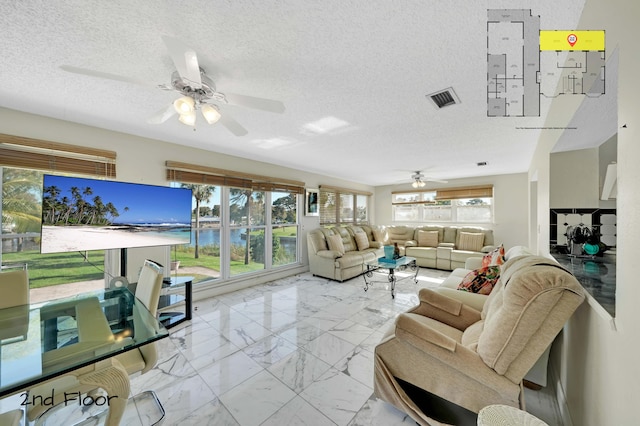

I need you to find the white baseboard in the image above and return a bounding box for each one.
[192,264,309,301]
[549,361,574,426]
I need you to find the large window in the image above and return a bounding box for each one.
[171,183,222,284]
[392,186,493,224]
[319,186,370,226]
[271,192,298,267]
[166,161,302,284]
[1,167,107,293]
[1,135,117,296]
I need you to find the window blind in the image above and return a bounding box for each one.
[392,185,493,202]
[319,184,372,196]
[435,185,493,200]
[0,133,116,177]
[165,161,305,193]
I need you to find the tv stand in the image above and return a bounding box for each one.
[158,276,193,329]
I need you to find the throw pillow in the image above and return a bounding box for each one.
[481,244,505,268]
[327,234,346,255]
[457,265,501,295]
[354,232,370,251]
[458,232,485,252]
[417,230,439,247]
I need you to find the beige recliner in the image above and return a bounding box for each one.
[374,255,585,425]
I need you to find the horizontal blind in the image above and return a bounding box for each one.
[392,185,493,202]
[319,184,372,196]
[435,185,493,200]
[319,188,337,224]
[166,161,305,193]
[0,133,116,177]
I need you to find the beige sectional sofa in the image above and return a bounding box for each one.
[434,245,533,311]
[307,224,495,282]
[383,225,495,270]
[306,225,384,282]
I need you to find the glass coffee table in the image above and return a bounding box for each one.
[363,256,419,298]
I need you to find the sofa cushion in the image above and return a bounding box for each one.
[417,230,439,247]
[504,245,533,260]
[332,226,358,252]
[327,234,345,255]
[458,232,485,252]
[461,319,484,350]
[335,252,366,269]
[386,226,415,245]
[481,244,505,267]
[354,232,370,251]
[457,265,501,295]
[405,246,437,260]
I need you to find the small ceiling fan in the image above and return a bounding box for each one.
[410,171,448,188]
[60,35,285,136]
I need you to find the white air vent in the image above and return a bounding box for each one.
[426,87,460,109]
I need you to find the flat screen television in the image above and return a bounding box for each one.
[40,174,192,254]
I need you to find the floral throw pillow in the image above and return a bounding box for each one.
[481,244,505,268]
[457,265,501,295]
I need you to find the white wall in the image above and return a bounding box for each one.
[0,106,375,283]
[550,148,600,208]
[374,173,528,249]
[550,134,617,209]
[529,0,640,424]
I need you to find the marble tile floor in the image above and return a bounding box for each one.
[8,268,562,425]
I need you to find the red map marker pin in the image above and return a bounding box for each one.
[567,33,578,47]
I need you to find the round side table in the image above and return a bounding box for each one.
[477,404,549,426]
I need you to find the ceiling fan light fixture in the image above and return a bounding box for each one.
[412,179,426,188]
[201,104,221,124]
[178,110,196,126]
[173,96,195,114]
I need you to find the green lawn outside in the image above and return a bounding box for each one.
[3,250,105,288]
[4,227,296,288]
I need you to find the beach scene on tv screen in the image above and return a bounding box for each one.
[40,175,192,254]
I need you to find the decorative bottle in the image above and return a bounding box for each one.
[393,242,400,259]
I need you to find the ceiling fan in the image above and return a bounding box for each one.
[59,35,285,136]
[410,171,448,188]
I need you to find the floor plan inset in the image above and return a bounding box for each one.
[487,9,605,117]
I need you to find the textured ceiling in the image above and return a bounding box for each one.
[0,0,613,186]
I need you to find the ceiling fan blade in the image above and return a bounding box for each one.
[59,65,156,88]
[147,104,176,124]
[425,178,449,183]
[218,113,248,136]
[161,35,202,88]
[224,93,285,114]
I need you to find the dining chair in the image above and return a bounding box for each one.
[0,267,29,309]
[26,259,166,425]
[114,259,164,375]
[0,409,23,426]
[0,268,28,424]
[0,268,30,343]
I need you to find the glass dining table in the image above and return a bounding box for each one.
[0,287,169,423]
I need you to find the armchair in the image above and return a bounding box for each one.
[374,255,584,425]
